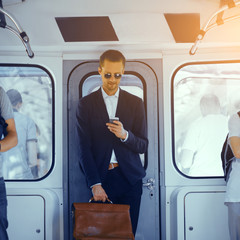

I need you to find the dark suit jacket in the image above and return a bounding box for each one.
[76,88,148,188]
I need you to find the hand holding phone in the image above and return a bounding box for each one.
[106,117,127,140]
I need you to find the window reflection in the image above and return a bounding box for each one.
[179,94,228,176]
[174,63,240,177]
[0,66,53,180]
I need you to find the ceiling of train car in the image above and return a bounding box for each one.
[0,0,240,52]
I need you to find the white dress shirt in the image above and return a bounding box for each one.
[101,87,119,164]
[91,87,128,188]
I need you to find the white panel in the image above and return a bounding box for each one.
[110,13,175,43]
[7,195,44,239]
[185,192,230,240]
[170,186,231,240]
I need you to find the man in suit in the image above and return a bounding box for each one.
[76,49,148,235]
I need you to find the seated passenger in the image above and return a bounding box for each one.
[2,89,38,179]
[179,94,228,176]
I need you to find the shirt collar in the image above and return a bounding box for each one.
[101,87,119,99]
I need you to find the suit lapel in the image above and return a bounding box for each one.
[94,88,127,123]
[94,88,109,123]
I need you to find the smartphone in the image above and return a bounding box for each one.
[109,117,119,124]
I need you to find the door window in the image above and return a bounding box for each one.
[0,65,54,180]
[173,62,240,177]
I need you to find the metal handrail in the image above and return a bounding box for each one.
[190,1,240,55]
[0,6,34,58]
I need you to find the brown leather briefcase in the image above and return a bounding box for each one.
[73,200,135,240]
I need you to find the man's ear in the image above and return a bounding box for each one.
[98,67,102,75]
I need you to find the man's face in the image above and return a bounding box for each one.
[98,59,124,96]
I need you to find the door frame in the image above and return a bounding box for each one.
[63,58,163,240]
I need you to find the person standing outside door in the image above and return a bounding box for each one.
[76,49,148,235]
[225,108,240,240]
[0,87,18,240]
[3,89,38,179]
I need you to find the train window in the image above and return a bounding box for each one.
[0,65,54,180]
[82,73,145,166]
[173,62,240,178]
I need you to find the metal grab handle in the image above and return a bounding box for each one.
[189,1,240,55]
[143,178,155,190]
[0,6,34,58]
[143,182,152,187]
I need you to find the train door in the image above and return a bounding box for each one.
[162,54,240,240]
[64,59,162,240]
[0,56,64,240]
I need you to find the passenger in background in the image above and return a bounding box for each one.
[0,87,18,240]
[35,124,47,178]
[179,94,228,176]
[225,102,240,240]
[76,49,148,235]
[2,89,38,179]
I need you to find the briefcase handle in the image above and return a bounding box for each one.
[89,197,113,204]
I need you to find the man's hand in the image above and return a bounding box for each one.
[92,185,108,202]
[106,121,127,140]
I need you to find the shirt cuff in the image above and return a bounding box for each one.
[121,131,129,142]
[90,183,101,188]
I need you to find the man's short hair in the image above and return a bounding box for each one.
[6,89,22,106]
[99,50,126,68]
[200,94,220,116]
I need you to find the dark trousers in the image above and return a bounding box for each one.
[0,177,8,240]
[102,167,142,236]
